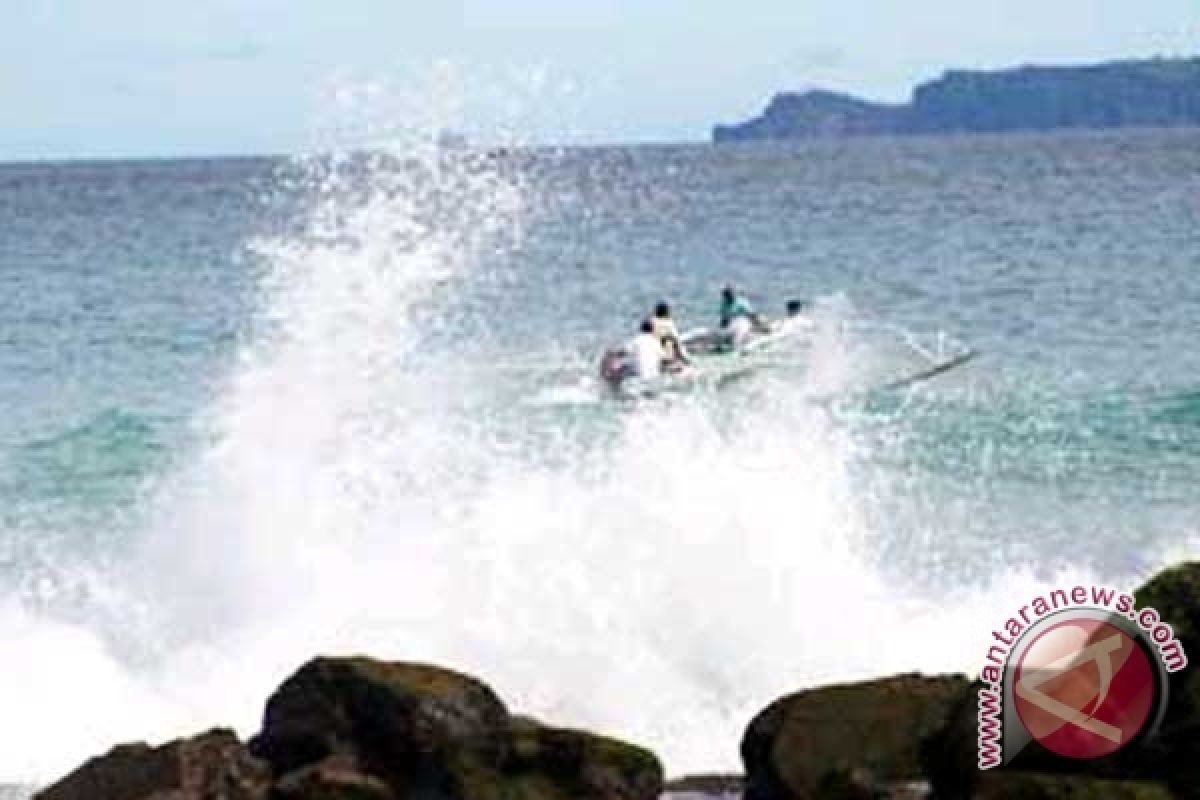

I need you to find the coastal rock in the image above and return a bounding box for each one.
[1129,562,1200,797]
[251,656,662,799]
[1136,562,1200,648]
[505,717,663,800]
[33,728,269,800]
[250,656,512,785]
[740,673,969,799]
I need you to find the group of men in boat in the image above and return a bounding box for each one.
[600,285,807,388]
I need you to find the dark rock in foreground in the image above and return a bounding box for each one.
[740,673,969,799]
[35,657,662,800]
[714,56,1200,141]
[1132,561,1200,797]
[740,671,1184,799]
[250,656,513,786]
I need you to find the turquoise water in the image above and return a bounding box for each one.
[2,128,1199,784]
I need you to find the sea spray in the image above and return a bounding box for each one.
[1,85,1167,787]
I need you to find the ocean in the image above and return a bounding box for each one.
[2,127,1199,789]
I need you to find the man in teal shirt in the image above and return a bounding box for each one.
[719,285,771,345]
[719,285,753,326]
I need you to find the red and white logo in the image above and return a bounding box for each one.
[976,588,1185,769]
[1012,617,1155,759]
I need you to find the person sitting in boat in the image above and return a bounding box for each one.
[719,285,771,346]
[651,302,690,368]
[779,299,815,334]
[599,318,672,389]
[628,317,666,380]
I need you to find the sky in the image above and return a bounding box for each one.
[0,0,1195,160]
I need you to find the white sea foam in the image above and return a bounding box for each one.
[0,79,1180,787]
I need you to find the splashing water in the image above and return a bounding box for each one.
[5,85,1194,788]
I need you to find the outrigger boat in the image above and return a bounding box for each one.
[598,315,977,400]
[599,319,812,398]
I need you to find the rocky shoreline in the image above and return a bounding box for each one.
[31,562,1200,799]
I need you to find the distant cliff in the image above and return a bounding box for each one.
[714,57,1200,141]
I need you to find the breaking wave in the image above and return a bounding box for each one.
[3,80,1187,788]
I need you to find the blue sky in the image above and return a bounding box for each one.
[2,0,1195,159]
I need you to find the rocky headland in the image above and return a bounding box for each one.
[714,57,1200,141]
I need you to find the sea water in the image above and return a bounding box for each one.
[1,126,1199,788]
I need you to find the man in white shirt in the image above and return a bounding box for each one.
[628,318,665,380]
[651,302,690,367]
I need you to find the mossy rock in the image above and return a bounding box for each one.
[1134,563,1200,664]
[1131,563,1200,797]
[252,656,512,791]
[253,656,661,800]
[741,672,970,799]
[499,723,662,800]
